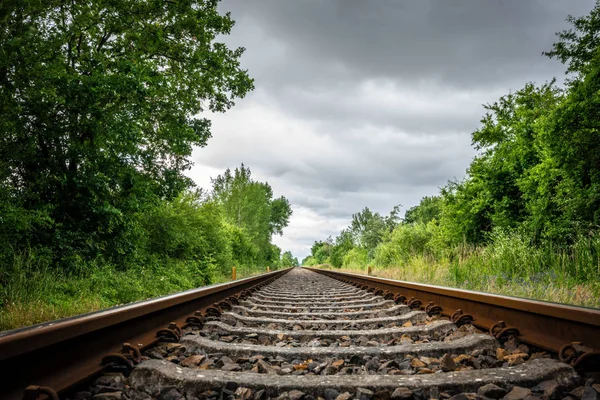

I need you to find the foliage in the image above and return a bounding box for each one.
[404,196,441,225]
[308,240,332,265]
[330,230,354,268]
[341,247,368,269]
[211,164,292,265]
[280,251,299,267]
[0,0,254,267]
[350,206,400,255]
[0,2,296,330]
[301,256,318,266]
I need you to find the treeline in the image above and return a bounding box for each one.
[1,160,294,281]
[0,1,300,280]
[304,2,600,288]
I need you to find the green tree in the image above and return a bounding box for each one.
[211,164,292,264]
[404,196,442,224]
[330,229,354,268]
[541,1,600,237]
[281,251,299,267]
[0,0,254,266]
[350,206,400,255]
[310,240,331,264]
[543,1,600,78]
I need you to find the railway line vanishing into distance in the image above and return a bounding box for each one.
[1,267,599,400]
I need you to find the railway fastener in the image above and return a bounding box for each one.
[383,291,395,300]
[490,320,520,340]
[101,343,142,373]
[425,301,443,316]
[451,308,475,326]
[559,342,600,372]
[394,293,407,304]
[216,300,233,311]
[407,297,422,310]
[185,311,206,327]
[22,386,59,400]
[205,305,222,318]
[156,322,181,342]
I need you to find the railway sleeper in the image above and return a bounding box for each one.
[251,292,374,302]
[246,296,382,306]
[200,319,457,344]
[239,299,395,312]
[126,358,579,400]
[179,333,499,362]
[231,304,410,320]
[219,310,429,329]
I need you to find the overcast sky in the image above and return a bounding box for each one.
[186,0,596,260]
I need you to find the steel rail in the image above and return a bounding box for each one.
[307,268,600,355]
[0,268,290,400]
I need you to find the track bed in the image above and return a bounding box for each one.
[71,268,597,400]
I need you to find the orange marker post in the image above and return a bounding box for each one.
[232,266,237,281]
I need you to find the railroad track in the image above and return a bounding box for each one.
[1,268,600,400]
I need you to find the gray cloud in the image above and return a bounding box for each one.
[187,0,597,259]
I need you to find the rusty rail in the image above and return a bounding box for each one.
[0,268,290,400]
[307,267,600,369]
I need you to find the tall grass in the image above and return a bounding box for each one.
[327,229,600,308]
[0,250,270,331]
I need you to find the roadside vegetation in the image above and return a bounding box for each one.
[304,3,600,309]
[0,3,298,331]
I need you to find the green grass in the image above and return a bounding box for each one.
[319,232,600,308]
[0,251,268,332]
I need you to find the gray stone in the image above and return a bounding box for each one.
[217,356,234,367]
[335,393,352,400]
[235,387,253,400]
[93,386,119,395]
[478,384,507,399]
[391,387,413,399]
[448,395,468,400]
[93,393,123,400]
[126,389,153,400]
[145,350,164,360]
[255,359,270,373]
[356,388,374,400]
[582,386,600,400]
[378,360,400,372]
[324,389,341,400]
[158,387,182,400]
[441,353,456,372]
[253,389,267,400]
[94,374,125,391]
[74,392,92,400]
[373,390,391,400]
[221,363,241,371]
[198,390,219,399]
[504,387,532,400]
[289,390,306,400]
[531,380,561,400]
